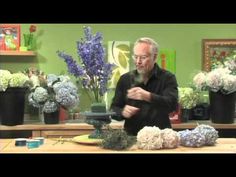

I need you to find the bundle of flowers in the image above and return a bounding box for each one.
[28,74,79,113]
[178,129,206,147]
[178,124,218,147]
[57,26,113,103]
[193,51,236,95]
[0,69,31,91]
[194,124,218,145]
[137,126,180,150]
[100,128,136,150]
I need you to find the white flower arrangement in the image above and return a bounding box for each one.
[0,69,30,91]
[136,126,180,150]
[28,74,79,113]
[193,66,236,95]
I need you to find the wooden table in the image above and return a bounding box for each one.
[1,138,236,153]
[1,120,236,138]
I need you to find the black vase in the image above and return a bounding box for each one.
[180,109,192,123]
[0,87,27,126]
[44,111,59,124]
[209,91,236,124]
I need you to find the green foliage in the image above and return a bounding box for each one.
[100,128,136,150]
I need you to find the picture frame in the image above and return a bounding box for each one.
[0,24,21,51]
[202,39,236,71]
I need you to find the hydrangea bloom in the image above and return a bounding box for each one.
[178,129,206,147]
[0,70,31,91]
[193,57,236,95]
[194,124,218,145]
[137,126,163,150]
[161,128,180,149]
[28,74,79,113]
[57,26,113,103]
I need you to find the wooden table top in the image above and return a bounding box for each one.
[1,120,236,131]
[1,138,236,153]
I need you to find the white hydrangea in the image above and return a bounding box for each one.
[193,72,206,90]
[137,126,163,150]
[161,128,180,149]
[0,70,12,91]
[9,73,29,88]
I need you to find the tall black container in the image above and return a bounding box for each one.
[209,91,236,124]
[0,87,27,126]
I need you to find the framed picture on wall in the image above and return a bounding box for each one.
[0,24,21,51]
[202,39,236,71]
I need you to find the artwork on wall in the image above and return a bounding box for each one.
[202,39,236,72]
[157,49,176,74]
[107,41,131,88]
[0,24,21,51]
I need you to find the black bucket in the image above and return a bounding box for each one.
[0,87,27,126]
[209,91,236,124]
[44,111,59,124]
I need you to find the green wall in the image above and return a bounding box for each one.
[1,24,236,111]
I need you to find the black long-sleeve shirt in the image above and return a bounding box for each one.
[110,64,178,135]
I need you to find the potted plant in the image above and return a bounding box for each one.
[178,87,200,122]
[28,74,79,124]
[0,70,31,125]
[193,52,236,123]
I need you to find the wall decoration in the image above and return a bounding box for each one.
[108,41,130,88]
[0,24,20,51]
[157,49,176,74]
[202,39,236,72]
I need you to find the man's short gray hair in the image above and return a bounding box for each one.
[134,37,159,55]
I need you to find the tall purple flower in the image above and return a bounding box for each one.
[57,26,113,102]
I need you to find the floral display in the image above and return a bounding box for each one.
[57,26,113,103]
[178,87,200,109]
[28,74,79,113]
[194,124,218,145]
[0,69,30,91]
[193,51,236,95]
[137,126,180,150]
[178,124,218,147]
[161,128,180,149]
[24,25,37,50]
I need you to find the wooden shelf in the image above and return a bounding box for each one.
[0,50,36,56]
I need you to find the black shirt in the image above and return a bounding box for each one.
[110,64,178,135]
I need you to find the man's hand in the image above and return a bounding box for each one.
[127,87,151,102]
[122,105,140,118]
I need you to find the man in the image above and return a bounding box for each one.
[110,37,178,135]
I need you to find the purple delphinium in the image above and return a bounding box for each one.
[57,26,113,103]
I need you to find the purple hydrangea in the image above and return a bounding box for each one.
[57,26,113,103]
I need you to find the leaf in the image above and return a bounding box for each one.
[109,69,120,88]
[118,52,128,69]
[116,44,130,52]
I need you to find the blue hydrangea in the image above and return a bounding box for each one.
[57,26,114,103]
[43,100,58,113]
[178,129,206,147]
[194,125,218,146]
[28,74,79,113]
